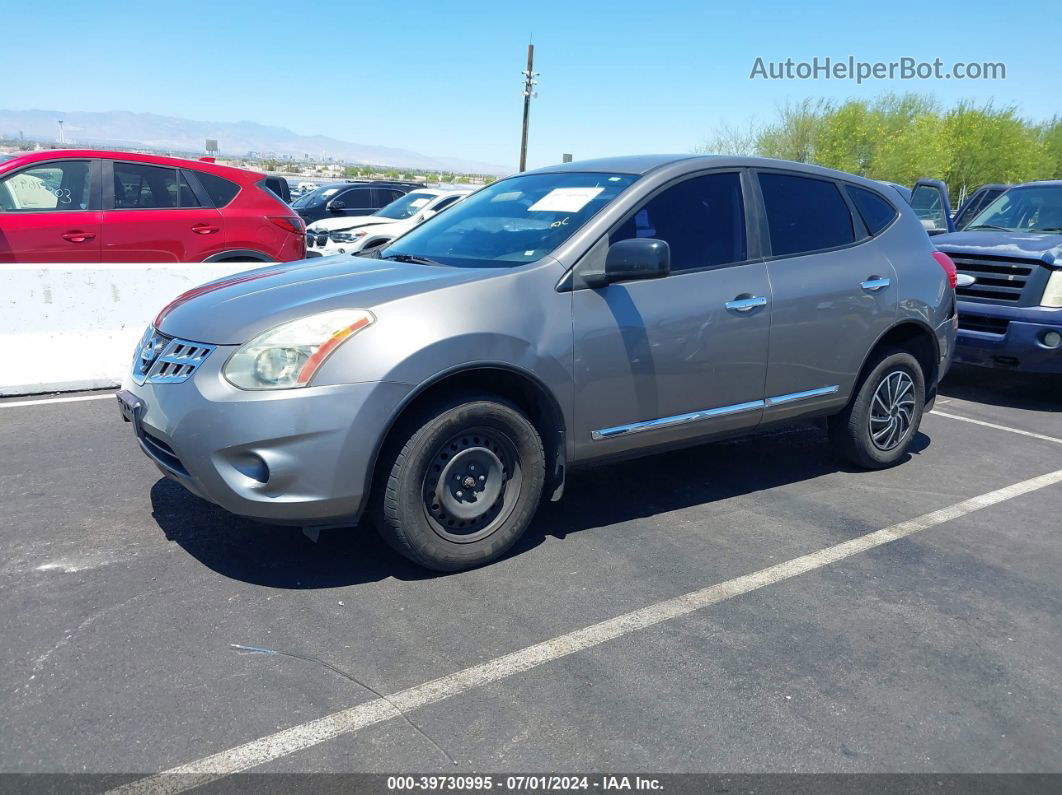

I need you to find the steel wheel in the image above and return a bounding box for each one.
[422,427,523,544]
[868,369,916,451]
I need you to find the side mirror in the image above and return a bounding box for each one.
[328,200,346,211]
[584,238,670,288]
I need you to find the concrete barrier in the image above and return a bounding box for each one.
[1,263,264,396]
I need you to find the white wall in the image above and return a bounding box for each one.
[1,263,260,395]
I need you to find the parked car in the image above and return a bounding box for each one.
[118,155,956,571]
[305,188,471,256]
[291,179,424,226]
[927,180,1062,373]
[0,149,305,263]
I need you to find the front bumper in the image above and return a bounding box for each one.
[119,350,411,525]
[954,301,1062,373]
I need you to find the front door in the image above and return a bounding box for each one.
[0,158,101,262]
[573,170,771,461]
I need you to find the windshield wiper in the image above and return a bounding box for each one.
[965,224,1013,231]
[381,253,443,266]
[1029,227,1062,233]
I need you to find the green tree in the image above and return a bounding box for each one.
[944,102,1044,200]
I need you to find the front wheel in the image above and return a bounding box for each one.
[828,349,926,469]
[373,394,546,571]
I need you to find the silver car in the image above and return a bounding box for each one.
[118,155,957,571]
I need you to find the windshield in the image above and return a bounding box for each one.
[966,185,1062,233]
[381,172,639,267]
[376,191,437,220]
[292,185,341,208]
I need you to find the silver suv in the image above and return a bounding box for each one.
[118,155,957,571]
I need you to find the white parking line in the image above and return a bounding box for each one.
[0,392,116,409]
[110,467,1062,795]
[931,410,1062,445]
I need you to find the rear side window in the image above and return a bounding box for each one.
[178,173,201,207]
[611,172,746,272]
[847,185,897,236]
[194,171,240,207]
[758,172,854,257]
[113,162,178,209]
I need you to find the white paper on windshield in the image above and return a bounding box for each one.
[322,188,339,196]
[528,187,604,212]
[409,198,430,208]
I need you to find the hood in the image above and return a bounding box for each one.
[155,256,491,345]
[934,230,1062,265]
[306,215,400,233]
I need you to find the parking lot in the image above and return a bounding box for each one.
[1,366,1060,787]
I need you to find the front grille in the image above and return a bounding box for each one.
[132,328,215,385]
[949,253,1037,304]
[958,314,1010,335]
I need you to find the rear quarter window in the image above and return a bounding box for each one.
[846,185,898,236]
[193,171,240,207]
[758,172,855,257]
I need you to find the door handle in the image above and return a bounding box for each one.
[725,296,768,312]
[861,277,891,292]
[191,223,220,235]
[61,230,96,243]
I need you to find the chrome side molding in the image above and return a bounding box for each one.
[591,385,840,440]
[764,385,839,406]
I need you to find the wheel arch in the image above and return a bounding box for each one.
[851,320,941,406]
[203,249,273,263]
[363,363,568,514]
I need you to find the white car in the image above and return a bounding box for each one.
[304,188,471,256]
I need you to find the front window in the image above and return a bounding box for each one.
[965,185,1062,233]
[0,160,91,211]
[376,191,437,219]
[381,172,638,267]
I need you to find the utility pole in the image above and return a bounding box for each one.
[57,120,64,145]
[518,43,538,172]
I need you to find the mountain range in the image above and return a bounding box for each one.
[0,109,510,175]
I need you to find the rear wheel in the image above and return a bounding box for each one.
[373,394,546,571]
[828,349,925,469]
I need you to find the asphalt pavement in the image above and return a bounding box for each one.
[1,365,1060,784]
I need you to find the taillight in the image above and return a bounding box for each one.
[932,250,957,289]
[268,216,305,235]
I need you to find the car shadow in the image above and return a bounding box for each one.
[151,421,931,587]
[939,364,1062,413]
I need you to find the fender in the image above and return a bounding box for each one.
[849,318,942,402]
[359,361,569,517]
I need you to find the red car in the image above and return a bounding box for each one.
[0,149,305,263]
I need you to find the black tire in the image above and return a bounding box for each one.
[373,393,546,571]
[828,348,926,469]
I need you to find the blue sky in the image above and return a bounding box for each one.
[2,0,1056,169]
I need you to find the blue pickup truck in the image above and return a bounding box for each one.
[913,180,1062,374]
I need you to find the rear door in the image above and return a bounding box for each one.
[0,158,102,262]
[755,171,897,418]
[102,160,226,262]
[572,169,771,460]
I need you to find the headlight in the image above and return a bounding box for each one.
[1042,270,1062,308]
[331,230,368,243]
[223,309,375,390]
